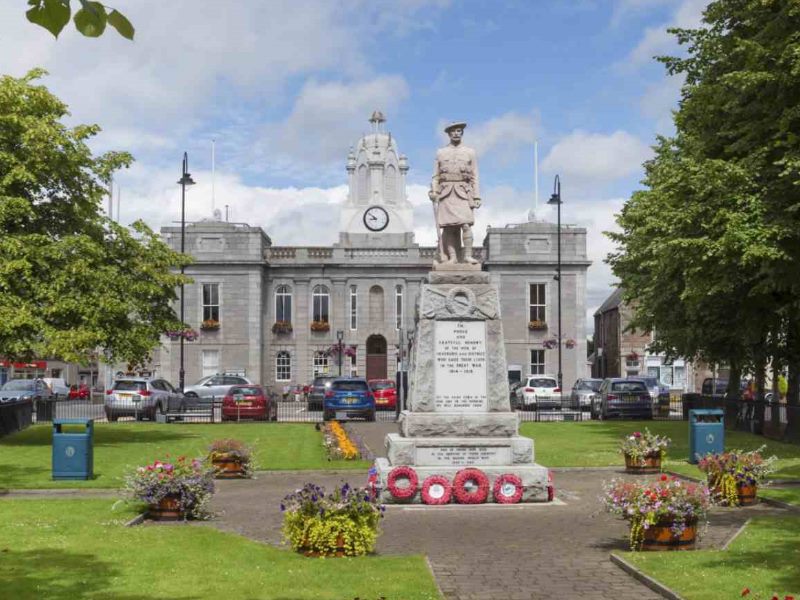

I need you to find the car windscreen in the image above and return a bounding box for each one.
[528,379,557,388]
[313,377,334,387]
[2,380,35,390]
[611,381,648,392]
[579,381,602,392]
[636,377,658,387]
[370,381,395,390]
[332,381,369,392]
[113,381,147,392]
[231,386,262,396]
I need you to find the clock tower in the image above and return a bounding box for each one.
[338,111,415,247]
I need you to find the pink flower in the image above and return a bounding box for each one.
[633,432,641,438]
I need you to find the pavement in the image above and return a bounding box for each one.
[192,422,791,600]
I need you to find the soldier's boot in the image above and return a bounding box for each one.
[462,226,478,264]
[443,228,458,263]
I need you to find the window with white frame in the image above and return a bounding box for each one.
[529,349,545,375]
[202,349,220,378]
[202,283,220,322]
[275,285,292,323]
[350,285,357,330]
[312,285,330,323]
[313,352,329,376]
[276,351,291,381]
[395,285,403,330]
[529,284,545,322]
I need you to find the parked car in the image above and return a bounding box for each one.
[221,384,277,421]
[322,377,376,422]
[701,378,748,397]
[0,379,53,403]
[182,374,253,404]
[595,378,653,420]
[41,377,70,400]
[368,379,397,410]
[104,377,184,422]
[569,378,603,411]
[308,375,336,411]
[515,375,561,410]
[68,383,90,400]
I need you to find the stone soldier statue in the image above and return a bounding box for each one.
[429,121,481,265]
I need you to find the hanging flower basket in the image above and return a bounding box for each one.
[323,343,357,359]
[165,328,199,342]
[201,319,220,331]
[626,351,639,361]
[272,321,293,334]
[543,338,558,350]
[565,338,576,349]
[528,320,547,331]
[310,320,330,332]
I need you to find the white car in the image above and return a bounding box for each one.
[515,376,561,410]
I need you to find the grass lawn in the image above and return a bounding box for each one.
[759,487,800,507]
[0,499,440,600]
[0,423,370,490]
[622,516,800,599]
[520,420,800,481]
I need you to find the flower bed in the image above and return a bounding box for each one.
[620,429,671,473]
[123,456,215,520]
[323,421,360,460]
[602,474,711,550]
[698,447,776,506]
[207,439,254,478]
[281,483,384,557]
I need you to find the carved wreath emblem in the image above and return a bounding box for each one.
[445,287,478,317]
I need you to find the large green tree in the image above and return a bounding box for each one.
[608,0,800,431]
[0,69,189,367]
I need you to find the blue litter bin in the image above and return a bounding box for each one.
[688,409,724,464]
[52,419,94,480]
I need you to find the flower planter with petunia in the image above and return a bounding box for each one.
[123,456,215,521]
[281,482,384,557]
[310,320,330,332]
[602,475,711,551]
[207,439,254,479]
[697,447,776,506]
[620,429,671,474]
[528,320,547,331]
[201,319,220,331]
[165,328,199,342]
[271,320,293,334]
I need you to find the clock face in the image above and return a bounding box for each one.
[363,206,389,232]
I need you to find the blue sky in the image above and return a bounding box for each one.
[0,0,706,329]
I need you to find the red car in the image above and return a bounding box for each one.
[222,385,277,421]
[68,383,90,400]
[368,379,397,410]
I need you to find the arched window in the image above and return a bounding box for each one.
[313,351,329,377]
[276,351,291,382]
[369,285,384,325]
[395,285,403,330]
[275,285,292,323]
[312,285,330,323]
[384,164,397,204]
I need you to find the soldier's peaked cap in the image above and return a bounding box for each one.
[444,121,467,133]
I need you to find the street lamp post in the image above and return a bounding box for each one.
[337,330,344,376]
[177,152,195,392]
[548,175,563,401]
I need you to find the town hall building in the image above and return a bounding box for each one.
[153,113,591,392]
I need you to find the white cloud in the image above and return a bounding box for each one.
[624,0,706,69]
[541,130,652,191]
[640,73,685,133]
[436,112,538,165]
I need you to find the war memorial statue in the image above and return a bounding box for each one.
[429,121,481,266]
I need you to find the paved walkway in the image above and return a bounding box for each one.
[195,423,790,600]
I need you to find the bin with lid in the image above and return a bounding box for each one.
[52,418,94,480]
[688,409,724,464]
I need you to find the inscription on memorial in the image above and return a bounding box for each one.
[434,320,487,411]
[416,445,511,466]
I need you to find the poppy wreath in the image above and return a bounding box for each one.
[420,475,453,505]
[492,473,524,504]
[452,468,490,504]
[547,470,555,502]
[386,466,418,501]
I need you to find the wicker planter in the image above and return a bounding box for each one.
[148,495,183,520]
[641,520,697,551]
[624,453,662,474]
[211,457,247,479]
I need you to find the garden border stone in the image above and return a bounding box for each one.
[610,553,684,600]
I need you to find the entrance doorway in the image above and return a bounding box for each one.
[366,334,387,381]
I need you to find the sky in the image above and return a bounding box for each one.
[0,0,707,332]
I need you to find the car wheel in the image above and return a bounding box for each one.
[367,409,376,422]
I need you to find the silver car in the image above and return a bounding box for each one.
[182,374,253,405]
[0,378,53,403]
[104,377,184,422]
[570,378,603,411]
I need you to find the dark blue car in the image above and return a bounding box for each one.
[595,378,653,420]
[322,377,376,422]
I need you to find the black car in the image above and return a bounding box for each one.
[308,375,336,411]
[595,378,653,420]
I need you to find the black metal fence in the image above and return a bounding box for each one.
[0,399,33,435]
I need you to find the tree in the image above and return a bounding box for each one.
[607,0,800,437]
[26,0,134,40]
[0,69,189,367]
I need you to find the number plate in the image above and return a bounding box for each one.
[344,396,357,404]
[236,401,252,407]
[335,411,348,420]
